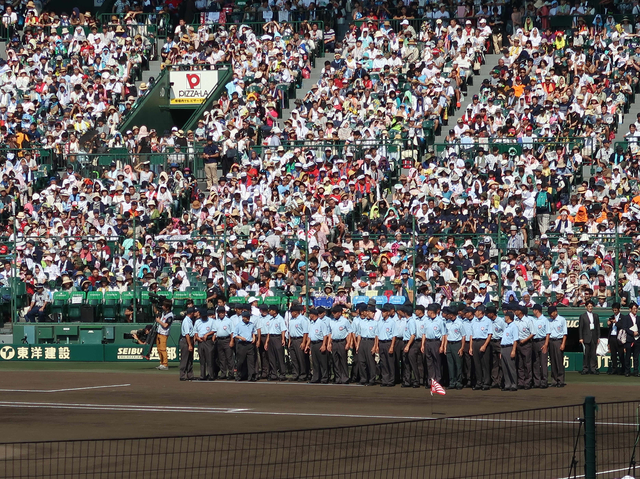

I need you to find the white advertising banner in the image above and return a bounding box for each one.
[169,70,219,105]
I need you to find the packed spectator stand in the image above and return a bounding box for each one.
[0,0,639,342]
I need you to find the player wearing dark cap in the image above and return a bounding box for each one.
[179,307,198,381]
[421,304,446,388]
[289,304,310,381]
[357,304,379,385]
[193,308,216,381]
[514,305,534,389]
[231,310,257,381]
[215,306,235,380]
[329,305,352,384]
[547,306,567,387]
[461,307,475,388]
[307,308,330,383]
[266,305,287,381]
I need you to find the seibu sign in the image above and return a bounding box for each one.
[170,70,219,104]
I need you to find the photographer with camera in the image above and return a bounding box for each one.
[179,307,197,381]
[155,299,174,371]
[194,308,216,381]
[129,325,153,344]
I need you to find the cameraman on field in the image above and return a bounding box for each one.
[155,299,174,370]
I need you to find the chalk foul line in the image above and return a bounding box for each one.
[0,384,131,393]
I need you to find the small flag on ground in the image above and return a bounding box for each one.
[430,379,446,396]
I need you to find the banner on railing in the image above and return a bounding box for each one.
[170,70,219,105]
[0,345,616,371]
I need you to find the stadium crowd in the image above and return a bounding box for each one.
[2,0,640,388]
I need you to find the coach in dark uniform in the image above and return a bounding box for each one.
[607,303,625,375]
[578,301,600,375]
[619,303,640,376]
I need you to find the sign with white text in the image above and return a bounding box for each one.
[169,70,219,104]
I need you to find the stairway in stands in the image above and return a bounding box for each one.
[279,53,333,127]
[431,53,501,144]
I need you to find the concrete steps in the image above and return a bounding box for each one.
[431,53,501,144]
[612,94,639,145]
[279,53,332,127]
[139,39,164,88]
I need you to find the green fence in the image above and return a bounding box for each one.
[50,138,405,184]
[2,224,637,325]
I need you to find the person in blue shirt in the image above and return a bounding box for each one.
[460,306,475,388]
[328,305,353,384]
[231,311,257,381]
[470,305,492,390]
[420,303,447,388]
[404,305,424,388]
[179,307,197,381]
[193,308,216,381]
[288,304,310,382]
[266,305,288,381]
[230,303,244,328]
[349,305,368,385]
[215,306,235,380]
[255,304,271,380]
[413,305,427,386]
[443,306,465,390]
[390,304,405,384]
[316,306,334,379]
[531,304,550,389]
[500,311,519,392]
[357,304,379,386]
[548,306,567,388]
[376,304,397,387]
[307,308,330,384]
[486,305,506,388]
[398,305,418,388]
[514,305,534,389]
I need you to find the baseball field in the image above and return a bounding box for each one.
[1,363,639,478]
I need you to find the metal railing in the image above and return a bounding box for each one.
[0,397,618,479]
[99,12,171,38]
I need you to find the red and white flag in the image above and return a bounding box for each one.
[430,379,446,396]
